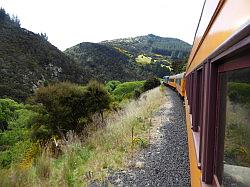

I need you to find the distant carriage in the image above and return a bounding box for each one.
[163,72,185,98]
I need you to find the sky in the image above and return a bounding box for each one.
[1,0,204,51]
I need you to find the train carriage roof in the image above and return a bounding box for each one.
[186,0,250,75]
[169,72,185,79]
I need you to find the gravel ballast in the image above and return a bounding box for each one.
[91,87,191,187]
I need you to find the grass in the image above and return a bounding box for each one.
[0,87,165,186]
[135,54,152,64]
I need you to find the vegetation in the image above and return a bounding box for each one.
[106,80,121,93]
[0,7,190,186]
[224,99,250,167]
[224,82,250,167]
[102,34,191,61]
[136,54,152,64]
[0,81,164,186]
[0,8,90,101]
[112,81,145,101]
[228,82,250,105]
[0,7,20,27]
[0,99,36,169]
[64,42,153,82]
[30,81,112,141]
[0,8,191,101]
[101,34,191,76]
[143,78,161,92]
[171,57,188,74]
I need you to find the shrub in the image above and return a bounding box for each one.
[85,80,112,121]
[112,81,144,101]
[133,88,143,99]
[31,82,89,139]
[30,81,112,140]
[0,99,21,131]
[106,80,121,93]
[143,77,161,92]
[0,99,36,168]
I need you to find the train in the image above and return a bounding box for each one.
[164,1,250,187]
[163,72,186,98]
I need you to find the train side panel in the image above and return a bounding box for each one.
[185,0,250,186]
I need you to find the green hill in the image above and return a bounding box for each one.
[65,34,191,82]
[101,34,191,60]
[0,8,191,101]
[64,42,151,82]
[0,9,90,101]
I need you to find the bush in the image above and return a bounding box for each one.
[133,88,143,99]
[106,80,121,93]
[31,82,88,139]
[112,81,144,101]
[143,77,161,92]
[0,99,21,129]
[31,81,112,140]
[85,80,112,121]
[0,99,36,168]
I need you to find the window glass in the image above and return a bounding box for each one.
[176,78,181,86]
[221,68,250,186]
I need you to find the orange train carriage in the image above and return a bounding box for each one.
[163,72,186,97]
[164,0,250,186]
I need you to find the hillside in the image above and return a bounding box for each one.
[64,42,151,82]
[0,10,90,101]
[0,8,191,101]
[64,34,191,83]
[101,34,191,60]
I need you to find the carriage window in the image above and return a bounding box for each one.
[220,68,250,186]
[176,78,181,86]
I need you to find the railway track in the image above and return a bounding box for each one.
[91,87,191,186]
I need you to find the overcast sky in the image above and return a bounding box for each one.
[1,0,204,51]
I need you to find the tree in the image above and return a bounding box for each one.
[31,82,89,140]
[39,32,48,41]
[0,8,7,23]
[143,78,161,92]
[30,81,112,140]
[11,15,20,27]
[85,80,111,122]
[0,8,20,27]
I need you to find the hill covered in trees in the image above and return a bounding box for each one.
[101,34,191,60]
[101,34,191,74]
[0,8,191,101]
[65,34,191,82]
[64,42,151,82]
[0,8,90,101]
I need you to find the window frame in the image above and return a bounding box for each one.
[213,54,250,185]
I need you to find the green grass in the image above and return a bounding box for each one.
[135,54,152,64]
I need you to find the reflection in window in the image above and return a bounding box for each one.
[222,68,250,187]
